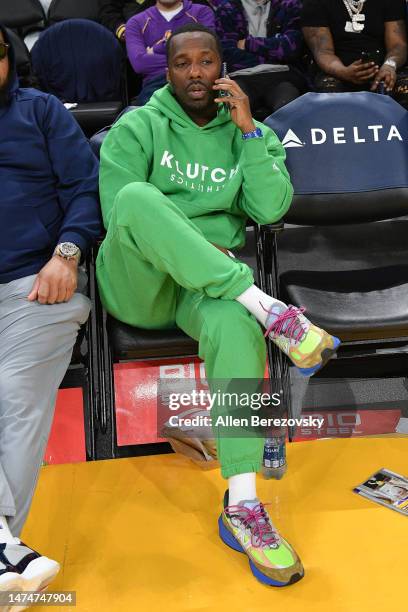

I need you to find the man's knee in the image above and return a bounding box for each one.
[114,182,164,226]
[68,292,91,326]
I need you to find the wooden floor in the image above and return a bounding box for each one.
[23,437,408,611]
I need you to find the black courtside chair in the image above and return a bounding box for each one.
[47,0,99,24]
[0,0,46,39]
[31,19,127,137]
[58,256,101,461]
[265,92,408,437]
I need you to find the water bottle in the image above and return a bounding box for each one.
[262,432,287,480]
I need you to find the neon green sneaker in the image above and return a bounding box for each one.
[218,491,304,586]
[264,304,341,376]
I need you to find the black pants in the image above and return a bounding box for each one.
[233,69,306,118]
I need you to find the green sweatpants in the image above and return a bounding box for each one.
[96,182,266,478]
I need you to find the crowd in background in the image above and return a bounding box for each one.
[96,0,408,116]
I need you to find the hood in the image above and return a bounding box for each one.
[0,24,19,108]
[146,83,232,132]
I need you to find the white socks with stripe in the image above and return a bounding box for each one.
[235,285,286,328]
[228,473,257,506]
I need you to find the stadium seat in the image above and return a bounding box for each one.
[0,0,45,40]
[31,19,126,136]
[47,0,99,24]
[265,91,408,435]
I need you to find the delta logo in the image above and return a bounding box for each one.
[281,124,403,148]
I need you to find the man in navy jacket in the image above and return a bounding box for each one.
[0,24,101,595]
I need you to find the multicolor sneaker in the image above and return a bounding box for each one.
[0,539,60,608]
[264,304,341,377]
[218,492,304,586]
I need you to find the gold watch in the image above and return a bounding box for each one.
[54,242,81,261]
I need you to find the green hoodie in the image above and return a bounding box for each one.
[99,84,293,249]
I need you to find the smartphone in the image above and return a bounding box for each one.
[360,49,381,65]
[376,81,389,95]
[219,62,231,111]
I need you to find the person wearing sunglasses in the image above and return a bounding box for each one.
[0,40,8,56]
[0,25,101,599]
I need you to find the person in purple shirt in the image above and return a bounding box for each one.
[215,0,306,117]
[126,0,215,103]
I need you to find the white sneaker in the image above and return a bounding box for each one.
[0,539,60,611]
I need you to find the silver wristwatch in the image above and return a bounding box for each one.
[384,59,397,71]
[54,242,81,261]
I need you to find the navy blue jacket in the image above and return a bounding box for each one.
[0,25,101,284]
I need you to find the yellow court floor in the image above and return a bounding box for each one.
[23,437,408,612]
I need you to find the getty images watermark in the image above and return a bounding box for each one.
[157,378,324,438]
[166,390,323,430]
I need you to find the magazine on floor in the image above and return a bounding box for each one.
[354,468,408,516]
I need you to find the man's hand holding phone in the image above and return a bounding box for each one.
[213,77,255,134]
[371,63,397,93]
[340,59,379,84]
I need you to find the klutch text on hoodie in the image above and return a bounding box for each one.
[160,150,240,193]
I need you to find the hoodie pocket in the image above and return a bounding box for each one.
[0,204,52,252]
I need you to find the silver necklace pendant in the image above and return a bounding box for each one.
[343,0,366,32]
[345,0,365,12]
[345,13,365,33]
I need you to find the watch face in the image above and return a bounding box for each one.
[59,242,79,257]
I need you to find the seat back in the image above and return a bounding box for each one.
[265,92,408,225]
[0,0,45,29]
[31,19,124,103]
[47,0,99,24]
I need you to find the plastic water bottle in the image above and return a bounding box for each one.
[262,433,287,480]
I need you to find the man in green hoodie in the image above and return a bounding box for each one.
[97,23,340,586]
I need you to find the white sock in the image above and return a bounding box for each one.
[235,285,286,327]
[228,472,257,506]
[0,516,15,544]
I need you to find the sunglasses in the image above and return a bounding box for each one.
[0,42,10,61]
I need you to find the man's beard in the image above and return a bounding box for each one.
[0,73,11,107]
[177,88,217,117]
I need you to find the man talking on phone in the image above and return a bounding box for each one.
[97,23,340,586]
[301,0,408,104]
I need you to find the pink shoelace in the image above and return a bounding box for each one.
[225,502,279,548]
[262,304,306,343]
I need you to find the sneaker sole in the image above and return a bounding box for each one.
[218,516,304,587]
[297,336,341,377]
[0,557,60,612]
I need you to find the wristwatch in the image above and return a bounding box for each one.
[54,242,81,261]
[384,59,397,71]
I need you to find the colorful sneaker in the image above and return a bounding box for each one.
[218,491,304,586]
[0,539,60,604]
[264,304,341,376]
